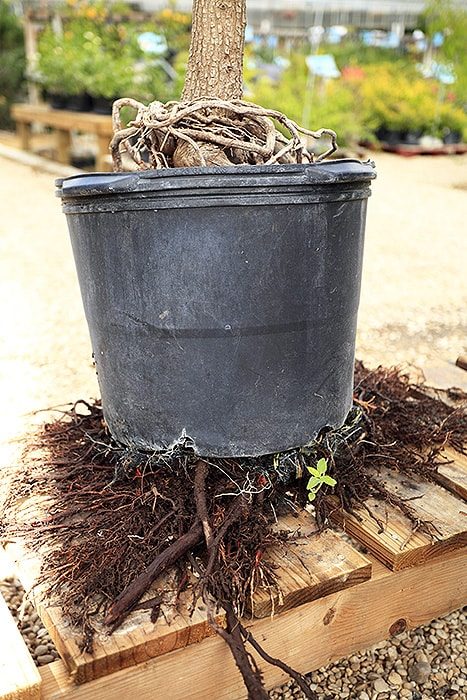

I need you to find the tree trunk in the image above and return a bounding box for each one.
[182,0,247,101]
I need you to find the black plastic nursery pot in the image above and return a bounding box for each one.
[65,93,93,112]
[92,96,115,115]
[57,160,376,457]
[48,93,69,110]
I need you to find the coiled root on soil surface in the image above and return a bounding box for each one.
[110,96,338,171]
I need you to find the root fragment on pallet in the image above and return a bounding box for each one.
[110,97,338,171]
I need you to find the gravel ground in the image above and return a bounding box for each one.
[0,151,466,694]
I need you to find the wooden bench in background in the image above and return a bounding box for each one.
[12,103,114,172]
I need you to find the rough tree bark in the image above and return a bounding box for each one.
[110,0,337,169]
[182,0,247,101]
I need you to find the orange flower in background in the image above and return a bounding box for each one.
[341,66,365,82]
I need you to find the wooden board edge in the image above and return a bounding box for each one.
[36,548,467,700]
[0,593,41,700]
[396,531,467,571]
[251,559,372,618]
[328,492,467,571]
[433,449,467,501]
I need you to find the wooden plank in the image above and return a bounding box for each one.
[0,593,41,700]
[11,105,113,136]
[95,134,112,172]
[37,548,467,700]
[16,122,31,152]
[434,448,467,501]
[329,467,467,570]
[56,130,71,165]
[250,515,371,618]
[6,545,220,685]
[7,513,370,683]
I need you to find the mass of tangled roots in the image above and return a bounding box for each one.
[110,96,338,171]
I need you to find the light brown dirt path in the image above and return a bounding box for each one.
[0,157,98,465]
[357,152,467,371]
[0,152,466,464]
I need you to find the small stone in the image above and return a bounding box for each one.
[388,671,403,686]
[34,644,49,656]
[36,654,55,665]
[386,646,398,661]
[36,628,48,639]
[358,692,370,700]
[373,678,391,694]
[408,662,431,684]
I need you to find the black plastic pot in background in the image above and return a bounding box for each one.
[57,160,376,458]
[65,93,93,112]
[48,93,69,110]
[92,96,115,115]
[443,130,461,145]
[401,130,422,145]
[376,127,402,145]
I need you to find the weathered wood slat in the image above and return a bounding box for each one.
[11,104,113,135]
[329,465,467,570]
[6,547,220,685]
[434,448,467,501]
[6,512,371,684]
[250,515,371,617]
[37,548,467,700]
[0,593,41,700]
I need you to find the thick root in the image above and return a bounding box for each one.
[110,96,338,171]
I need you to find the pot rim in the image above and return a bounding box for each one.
[56,158,376,201]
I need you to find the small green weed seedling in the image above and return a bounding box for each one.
[306,457,337,501]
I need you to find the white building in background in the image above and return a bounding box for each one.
[138,1,467,33]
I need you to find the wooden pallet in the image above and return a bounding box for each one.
[2,450,467,700]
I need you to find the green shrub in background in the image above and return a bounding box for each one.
[37,26,89,96]
[32,0,467,141]
[359,63,467,140]
[36,0,189,104]
[422,0,467,103]
[0,0,26,129]
[245,52,369,147]
[246,47,467,146]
